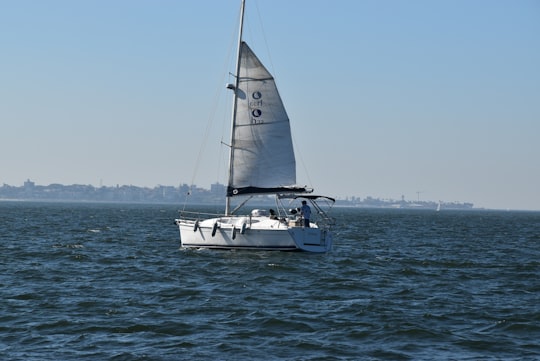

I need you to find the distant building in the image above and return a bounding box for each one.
[210,182,226,196]
[24,179,35,189]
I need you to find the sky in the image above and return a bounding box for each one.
[1,0,539,210]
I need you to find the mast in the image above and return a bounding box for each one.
[226,0,245,215]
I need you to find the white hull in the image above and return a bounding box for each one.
[176,215,332,253]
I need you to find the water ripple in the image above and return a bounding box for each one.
[1,202,539,360]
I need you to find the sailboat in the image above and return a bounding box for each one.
[174,0,334,252]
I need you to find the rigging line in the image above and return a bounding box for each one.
[291,130,314,190]
[252,1,307,188]
[184,7,239,208]
[219,1,248,188]
[188,73,223,190]
[216,15,242,189]
[253,0,276,76]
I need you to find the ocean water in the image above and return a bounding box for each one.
[1,201,539,360]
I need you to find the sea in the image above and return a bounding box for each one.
[1,201,539,361]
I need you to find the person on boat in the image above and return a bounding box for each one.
[300,200,311,228]
[269,209,278,219]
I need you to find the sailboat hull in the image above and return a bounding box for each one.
[174,1,335,253]
[176,216,332,252]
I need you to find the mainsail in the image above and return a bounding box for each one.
[227,42,302,197]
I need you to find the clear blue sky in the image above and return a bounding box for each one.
[1,0,539,210]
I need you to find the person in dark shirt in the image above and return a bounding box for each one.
[300,200,311,227]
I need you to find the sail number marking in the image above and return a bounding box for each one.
[249,91,264,124]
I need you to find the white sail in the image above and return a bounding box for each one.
[175,0,334,253]
[227,42,299,197]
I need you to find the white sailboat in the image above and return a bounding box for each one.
[175,0,334,252]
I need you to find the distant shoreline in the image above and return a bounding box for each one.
[2,198,539,213]
[0,180,476,211]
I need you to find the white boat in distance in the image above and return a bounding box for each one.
[175,0,335,252]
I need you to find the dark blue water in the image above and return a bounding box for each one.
[1,201,539,360]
